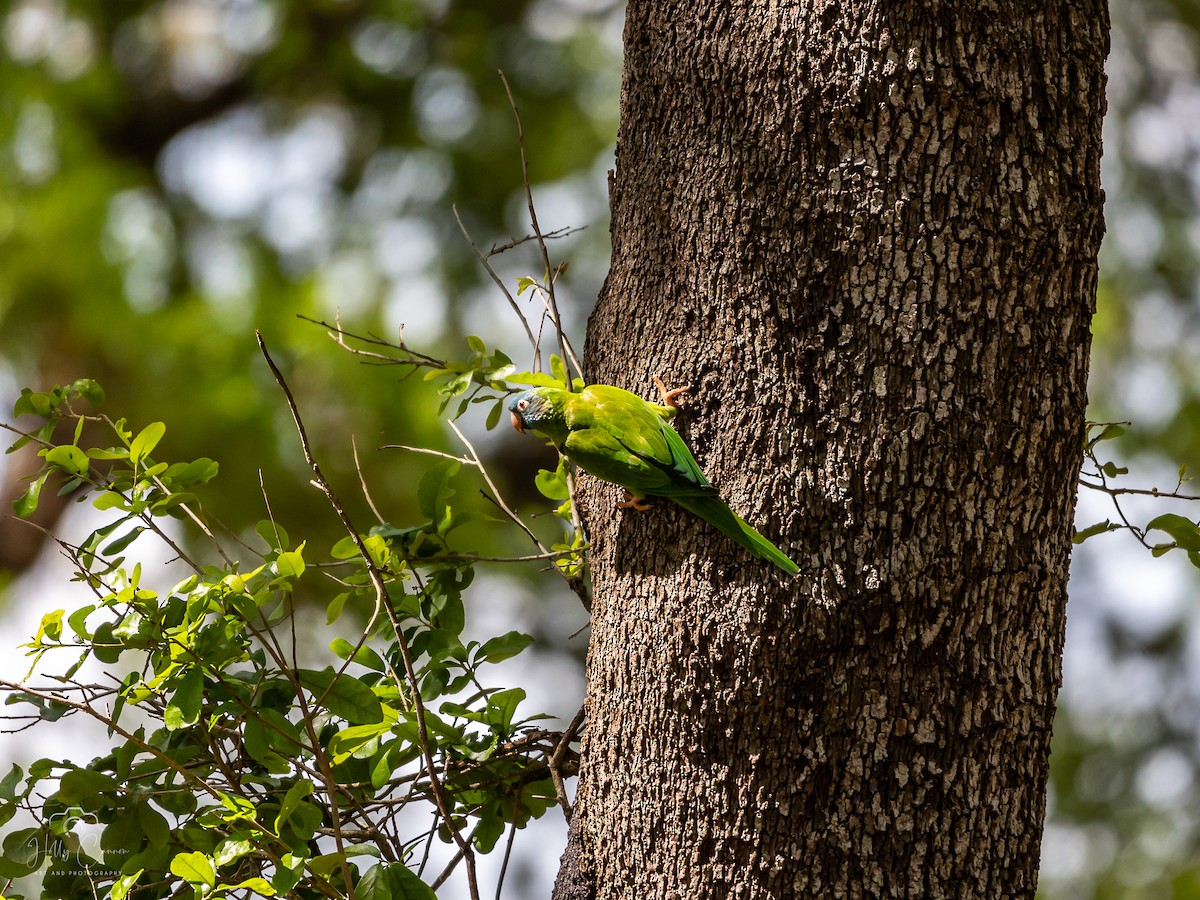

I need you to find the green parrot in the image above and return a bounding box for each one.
[507,382,798,576]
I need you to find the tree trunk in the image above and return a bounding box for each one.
[558,2,1108,897]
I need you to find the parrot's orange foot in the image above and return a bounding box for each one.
[616,491,654,511]
[653,375,691,409]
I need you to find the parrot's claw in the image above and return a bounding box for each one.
[652,375,691,409]
[616,491,654,511]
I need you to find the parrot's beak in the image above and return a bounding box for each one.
[510,411,525,433]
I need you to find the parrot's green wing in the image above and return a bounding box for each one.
[561,385,713,498]
[556,385,798,576]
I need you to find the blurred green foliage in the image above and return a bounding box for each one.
[0,0,619,573]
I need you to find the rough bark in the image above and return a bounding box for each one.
[558,1,1108,898]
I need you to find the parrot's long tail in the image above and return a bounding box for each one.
[671,494,799,576]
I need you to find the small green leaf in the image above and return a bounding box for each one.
[110,869,143,900]
[44,444,89,476]
[535,466,570,501]
[129,422,166,465]
[485,400,503,431]
[466,334,486,353]
[170,851,215,888]
[274,543,307,579]
[550,354,568,385]
[1146,513,1200,552]
[13,473,48,517]
[214,838,254,866]
[1072,520,1119,544]
[477,631,534,664]
[326,591,350,624]
[417,459,459,523]
[506,370,566,388]
[57,768,117,802]
[92,491,130,512]
[330,638,385,672]
[274,780,314,834]
[225,877,276,895]
[37,609,64,642]
[102,527,146,556]
[358,862,437,900]
[165,667,203,731]
[71,379,105,405]
[328,721,391,765]
[299,669,384,725]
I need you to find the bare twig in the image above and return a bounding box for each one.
[549,705,585,819]
[452,204,540,365]
[498,70,584,385]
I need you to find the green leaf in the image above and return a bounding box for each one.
[13,473,48,517]
[417,459,459,524]
[44,444,89,477]
[466,334,486,353]
[274,543,306,579]
[0,765,24,802]
[274,779,314,834]
[328,721,391,765]
[170,850,215,888]
[330,638,385,672]
[255,518,289,550]
[473,810,506,853]
[299,669,384,724]
[477,631,535,664]
[1146,513,1200,552]
[110,869,143,900]
[358,862,437,900]
[102,527,146,556]
[214,838,254,866]
[271,852,306,895]
[139,802,170,848]
[224,877,276,895]
[57,768,117,802]
[550,354,568,385]
[129,422,166,465]
[535,465,570,501]
[92,491,130,511]
[165,667,203,731]
[507,370,565,388]
[37,609,64,642]
[0,827,45,876]
[326,591,350,624]
[71,379,105,405]
[1072,520,1119,544]
[486,688,526,735]
[485,400,503,431]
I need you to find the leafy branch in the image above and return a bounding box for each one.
[1076,421,1200,567]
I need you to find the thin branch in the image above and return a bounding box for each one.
[498,70,583,386]
[446,420,546,555]
[452,204,541,367]
[485,225,585,258]
[352,436,387,526]
[549,705,585,819]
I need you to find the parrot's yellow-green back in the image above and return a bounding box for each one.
[508,384,797,576]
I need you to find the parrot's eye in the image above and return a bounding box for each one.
[517,399,529,411]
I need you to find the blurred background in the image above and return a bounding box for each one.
[0,0,1198,897]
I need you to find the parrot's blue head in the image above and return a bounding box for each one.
[508,389,552,434]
